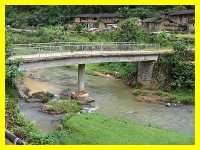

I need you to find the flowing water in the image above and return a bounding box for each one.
[19,66,194,136]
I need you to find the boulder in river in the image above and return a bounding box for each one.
[71,91,89,104]
[30,91,54,103]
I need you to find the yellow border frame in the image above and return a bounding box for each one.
[0,1,199,149]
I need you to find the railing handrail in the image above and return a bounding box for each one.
[11,42,163,56]
[13,42,146,46]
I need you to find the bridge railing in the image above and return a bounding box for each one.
[12,42,161,56]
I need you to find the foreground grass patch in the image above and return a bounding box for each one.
[54,113,193,144]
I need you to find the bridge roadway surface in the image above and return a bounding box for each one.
[9,50,172,70]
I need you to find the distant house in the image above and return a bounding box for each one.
[168,9,195,32]
[142,9,195,33]
[74,13,123,29]
[142,17,179,32]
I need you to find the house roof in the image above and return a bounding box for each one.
[169,9,194,16]
[75,13,123,18]
[143,17,177,24]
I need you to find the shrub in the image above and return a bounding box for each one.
[167,41,194,89]
[6,30,23,86]
[42,100,81,114]
[113,18,146,42]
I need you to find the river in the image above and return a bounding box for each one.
[19,66,194,136]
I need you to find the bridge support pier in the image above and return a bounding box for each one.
[78,64,85,91]
[137,61,154,87]
[71,64,89,104]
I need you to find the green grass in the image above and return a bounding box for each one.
[155,89,194,104]
[132,88,194,104]
[173,33,194,39]
[86,63,137,79]
[43,100,81,114]
[52,113,193,144]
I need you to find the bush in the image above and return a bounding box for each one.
[42,100,81,114]
[6,30,23,86]
[167,41,194,89]
[148,31,172,47]
[37,26,65,42]
[113,18,146,42]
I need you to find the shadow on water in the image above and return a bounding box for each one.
[19,66,194,136]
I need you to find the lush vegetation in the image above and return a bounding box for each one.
[163,41,194,90]
[6,86,56,144]
[6,5,193,28]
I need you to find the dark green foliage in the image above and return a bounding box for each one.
[6,6,193,28]
[6,6,81,27]
[167,41,194,89]
[119,7,157,19]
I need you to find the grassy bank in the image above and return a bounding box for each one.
[86,63,137,79]
[51,113,193,144]
[132,88,194,104]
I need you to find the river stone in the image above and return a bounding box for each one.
[165,103,171,107]
[14,79,30,100]
[30,91,54,103]
[71,91,89,104]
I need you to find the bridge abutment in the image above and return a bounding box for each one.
[137,61,154,87]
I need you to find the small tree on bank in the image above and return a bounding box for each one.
[113,18,146,42]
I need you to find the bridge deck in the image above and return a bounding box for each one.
[10,50,172,63]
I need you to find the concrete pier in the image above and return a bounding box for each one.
[78,64,85,91]
[137,61,155,86]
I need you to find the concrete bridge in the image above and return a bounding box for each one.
[9,42,172,100]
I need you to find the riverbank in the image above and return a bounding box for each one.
[85,63,194,104]
[6,86,194,144]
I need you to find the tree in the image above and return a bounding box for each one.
[119,7,157,19]
[113,18,146,42]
